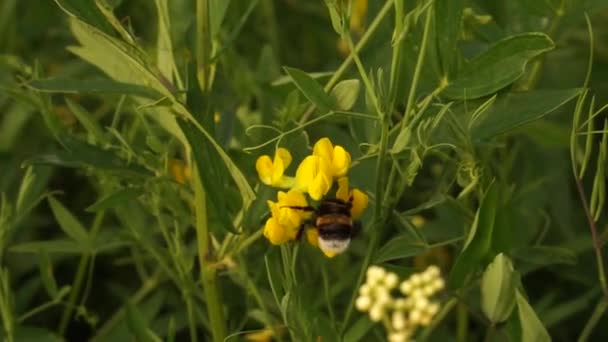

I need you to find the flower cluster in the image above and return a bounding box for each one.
[356,265,444,342]
[255,138,368,257]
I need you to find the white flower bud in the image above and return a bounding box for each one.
[394,298,407,310]
[367,266,386,283]
[426,302,440,316]
[388,332,407,342]
[415,296,429,310]
[409,274,422,286]
[422,284,435,296]
[411,289,424,299]
[369,304,384,322]
[431,278,445,291]
[359,284,371,296]
[399,280,412,294]
[376,289,391,306]
[419,312,432,326]
[392,311,406,331]
[355,295,371,311]
[384,272,399,289]
[409,309,421,325]
[426,265,440,278]
[421,270,434,283]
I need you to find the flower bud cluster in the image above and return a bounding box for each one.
[355,265,444,342]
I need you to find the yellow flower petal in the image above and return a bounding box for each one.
[336,177,350,202]
[332,145,351,177]
[295,155,316,190]
[351,188,369,219]
[306,228,319,247]
[244,329,273,342]
[322,249,338,258]
[313,137,334,161]
[263,217,289,245]
[309,172,332,200]
[256,155,274,185]
[295,155,333,198]
[275,148,292,169]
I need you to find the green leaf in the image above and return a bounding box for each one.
[53,0,114,34]
[284,67,335,113]
[15,165,53,216]
[435,0,464,77]
[10,239,89,254]
[126,301,163,342]
[449,182,499,289]
[86,187,143,212]
[471,88,582,141]
[444,33,555,99]
[374,236,427,263]
[516,291,551,342]
[65,99,107,144]
[13,325,63,342]
[514,246,577,267]
[23,136,152,177]
[330,79,360,111]
[343,316,373,342]
[29,78,163,99]
[391,126,411,154]
[38,250,59,298]
[481,253,517,323]
[48,196,90,245]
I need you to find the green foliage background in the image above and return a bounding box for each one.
[1,0,608,341]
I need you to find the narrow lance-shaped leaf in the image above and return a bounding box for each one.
[449,182,499,289]
[516,291,551,342]
[471,88,582,141]
[444,33,555,99]
[481,253,517,323]
[284,66,336,113]
[48,197,90,245]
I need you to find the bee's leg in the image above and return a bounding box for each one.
[352,220,362,238]
[296,219,315,240]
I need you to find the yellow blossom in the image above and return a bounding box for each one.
[295,155,333,200]
[244,329,273,342]
[263,217,290,245]
[255,148,294,188]
[313,137,352,177]
[168,159,191,184]
[336,177,369,219]
[306,228,319,247]
[350,0,368,34]
[263,189,311,245]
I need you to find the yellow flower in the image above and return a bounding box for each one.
[255,148,294,188]
[263,189,312,245]
[313,137,352,178]
[244,329,273,342]
[263,217,290,245]
[168,159,191,184]
[295,155,333,200]
[336,177,369,219]
[350,0,368,34]
[306,228,319,247]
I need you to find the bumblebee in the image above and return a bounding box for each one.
[286,196,362,255]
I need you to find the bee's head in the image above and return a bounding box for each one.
[318,237,351,258]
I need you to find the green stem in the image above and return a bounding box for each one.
[91,272,161,342]
[58,211,105,335]
[577,298,608,342]
[196,0,211,93]
[418,297,457,341]
[298,1,394,124]
[185,293,199,342]
[483,323,496,342]
[193,165,227,342]
[456,301,468,342]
